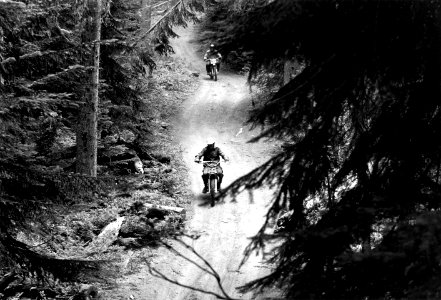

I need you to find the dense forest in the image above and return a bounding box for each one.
[3,0,441,299]
[207,0,441,299]
[0,0,205,298]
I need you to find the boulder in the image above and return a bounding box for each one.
[118,215,157,248]
[108,157,144,175]
[134,159,144,174]
[86,217,125,254]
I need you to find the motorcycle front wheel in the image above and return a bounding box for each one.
[214,66,217,81]
[209,177,216,206]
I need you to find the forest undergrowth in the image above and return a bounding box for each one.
[1,51,200,300]
[0,0,202,298]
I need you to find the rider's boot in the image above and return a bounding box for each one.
[202,175,209,193]
[217,174,223,192]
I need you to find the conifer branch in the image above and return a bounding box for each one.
[132,0,184,47]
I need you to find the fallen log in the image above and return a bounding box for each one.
[144,203,185,215]
[86,217,125,254]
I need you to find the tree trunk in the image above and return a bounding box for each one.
[76,0,101,177]
[142,0,152,29]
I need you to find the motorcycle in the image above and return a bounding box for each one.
[196,160,221,207]
[206,58,218,81]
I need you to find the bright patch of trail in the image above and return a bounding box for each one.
[109,23,279,300]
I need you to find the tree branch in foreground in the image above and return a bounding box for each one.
[146,237,239,300]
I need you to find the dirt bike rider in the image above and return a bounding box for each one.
[194,139,229,193]
[204,44,222,76]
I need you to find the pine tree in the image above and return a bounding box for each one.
[75,0,205,175]
[218,0,441,298]
[0,0,208,286]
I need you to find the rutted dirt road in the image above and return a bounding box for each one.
[108,24,278,299]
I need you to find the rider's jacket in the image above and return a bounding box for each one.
[196,146,228,162]
[204,49,222,62]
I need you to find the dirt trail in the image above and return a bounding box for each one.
[110,24,277,300]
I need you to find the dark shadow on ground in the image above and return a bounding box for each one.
[195,193,226,207]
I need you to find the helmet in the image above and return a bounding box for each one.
[206,137,215,145]
[210,44,215,48]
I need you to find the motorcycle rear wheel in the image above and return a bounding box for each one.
[209,177,216,206]
[214,67,217,81]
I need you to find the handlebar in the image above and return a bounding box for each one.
[204,58,221,62]
[195,160,228,163]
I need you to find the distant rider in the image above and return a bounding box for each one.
[194,139,229,193]
[204,44,222,75]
